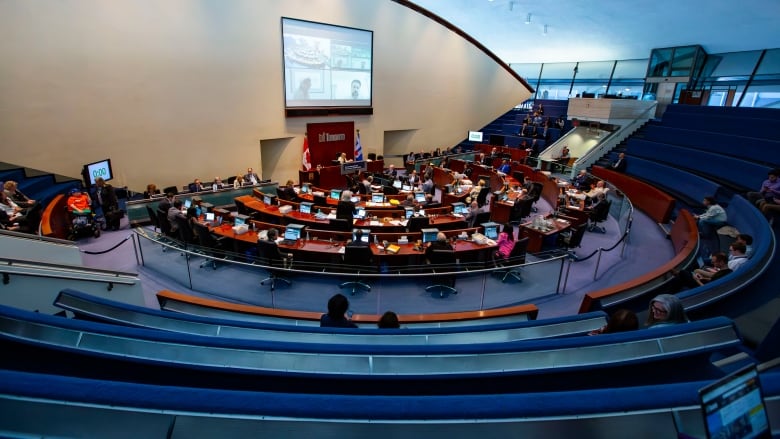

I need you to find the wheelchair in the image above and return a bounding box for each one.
[67,209,101,240]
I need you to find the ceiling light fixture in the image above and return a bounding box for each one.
[525,13,531,24]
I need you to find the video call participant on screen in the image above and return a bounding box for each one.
[349,79,362,99]
[294,77,311,100]
[425,232,453,261]
[320,293,358,329]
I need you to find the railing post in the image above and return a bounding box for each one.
[559,255,572,294]
[594,248,603,280]
[132,233,141,266]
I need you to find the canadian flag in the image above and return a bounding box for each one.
[302,134,311,171]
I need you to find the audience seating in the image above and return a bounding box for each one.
[661,111,779,142]
[626,138,772,192]
[156,290,541,327]
[54,290,605,343]
[625,156,724,206]
[0,303,745,395]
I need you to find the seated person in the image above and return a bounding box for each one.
[337,152,349,165]
[0,209,21,232]
[728,242,749,271]
[401,194,416,207]
[211,177,224,191]
[746,168,780,208]
[611,153,627,172]
[406,170,419,187]
[454,174,473,194]
[646,294,689,328]
[584,180,608,201]
[733,234,753,258]
[670,252,732,289]
[693,196,727,236]
[494,223,515,259]
[3,181,36,208]
[167,200,187,233]
[464,201,482,227]
[320,293,358,328]
[282,179,297,200]
[244,167,260,185]
[336,191,356,221]
[188,178,205,192]
[385,164,397,177]
[233,173,246,188]
[556,146,571,165]
[67,188,92,215]
[572,169,589,191]
[0,192,27,226]
[144,183,159,199]
[377,311,400,329]
[423,193,440,209]
[589,309,639,335]
[425,232,453,261]
[497,159,511,175]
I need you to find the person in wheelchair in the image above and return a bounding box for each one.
[67,188,99,239]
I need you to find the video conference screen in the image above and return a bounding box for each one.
[282,18,373,109]
[83,159,113,185]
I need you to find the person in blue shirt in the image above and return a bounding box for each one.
[497,159,511,174]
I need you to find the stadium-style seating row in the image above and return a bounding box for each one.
[661,111,778,141]
[625,155,725,205]
[664,103,780,121]
[54,289,606,344]
[0,303,744,394]
[1,367,777,438]
[625,138,772,191]
[643,124,780,168]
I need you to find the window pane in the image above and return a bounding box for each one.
[574,61,614,80]
[702,50,762,78]
[756,48,780,75]
[510,63,542,84]
[648,48,673,77]
[540,62,577,80]
[670,46,697,76]
[612,59,649,79]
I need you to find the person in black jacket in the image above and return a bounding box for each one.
[336,191,356,221]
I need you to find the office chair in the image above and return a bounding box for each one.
[173,216,194,245]
[530,182,543,212]
[558,225,587,255]
[476,187,491,207]
[493,237,529,282]
[146,206,160,233]
[162,186,178,195]
[329,218,352,232]
[256,240,292,292]
[192,222,227,269]
[407,215,430,233]
[509,198,533,224]
[588,200,611,233]
[157,210,175,239]
[313,194,328,207]
[471,211,491,229]
[339,245,374,295]
[425,249,458,297]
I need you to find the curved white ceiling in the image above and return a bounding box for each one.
[409,0,780,63]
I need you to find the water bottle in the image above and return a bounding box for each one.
[374,234,378,245]
[306,231,310,241]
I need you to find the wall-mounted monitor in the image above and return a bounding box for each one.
[83,159,113,186]
[282,18,373,117]
[468,131,484,142]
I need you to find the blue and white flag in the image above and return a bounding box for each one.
[354,130,364,161]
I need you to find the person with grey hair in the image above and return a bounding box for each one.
[646,294,689,328]
[336,190,356,221]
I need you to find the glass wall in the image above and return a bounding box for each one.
[511,46,780,108]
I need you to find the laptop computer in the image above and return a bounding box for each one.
[697,364,771,439]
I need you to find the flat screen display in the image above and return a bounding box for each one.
[84,159,113,185]
[404,207,414,219]
[422,228,439,244]
[330,189,342,200]
[234,216,246,226]
[183,199,192,209]
[392,180,402,189]
[452,202,466,215]
[352,228,370,243]
[300,184,309,194]
[300,202,313,214]
[482,222,499,240]
[264,195,273,205]
[402,184,412,191]
[699,365,771,439]
[205,212,215,222]
[282,18,372,109]
[468,131,484,142]
[354,207,366,219]
[414,192,426,203]
[371,193,384,203]
[285,224,305,241]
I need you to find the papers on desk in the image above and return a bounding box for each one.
[327,213,336,219]
[369,220,382,226]
[338,246,345,254]
[387,219,407,227]
[452,213,464,218]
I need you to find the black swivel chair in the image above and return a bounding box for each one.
[157,210,174,238]
[162,186,178,195]
[493,237,529,282]
[339,245,375,295]
[192,222,227,269]
[146,206,160,233]
[509,198,533,224]
[329,218,352,232]
[471,211,491,229]
[588,200,611,233]
[425,249,458,297]
[559,225,587,254]
[407,215,430,233]
[173,216,194,245]
[530,182,543,212]
[476,187,491,208]
[256,240,292,292]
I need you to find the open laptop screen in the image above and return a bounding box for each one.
[371,193,384,203]
[698,365,771,439]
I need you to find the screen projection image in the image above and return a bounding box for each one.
[282,17,373,108]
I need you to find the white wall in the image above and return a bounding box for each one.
[0,0,531,191]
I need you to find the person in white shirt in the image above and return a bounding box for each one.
[727,242,749,271]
